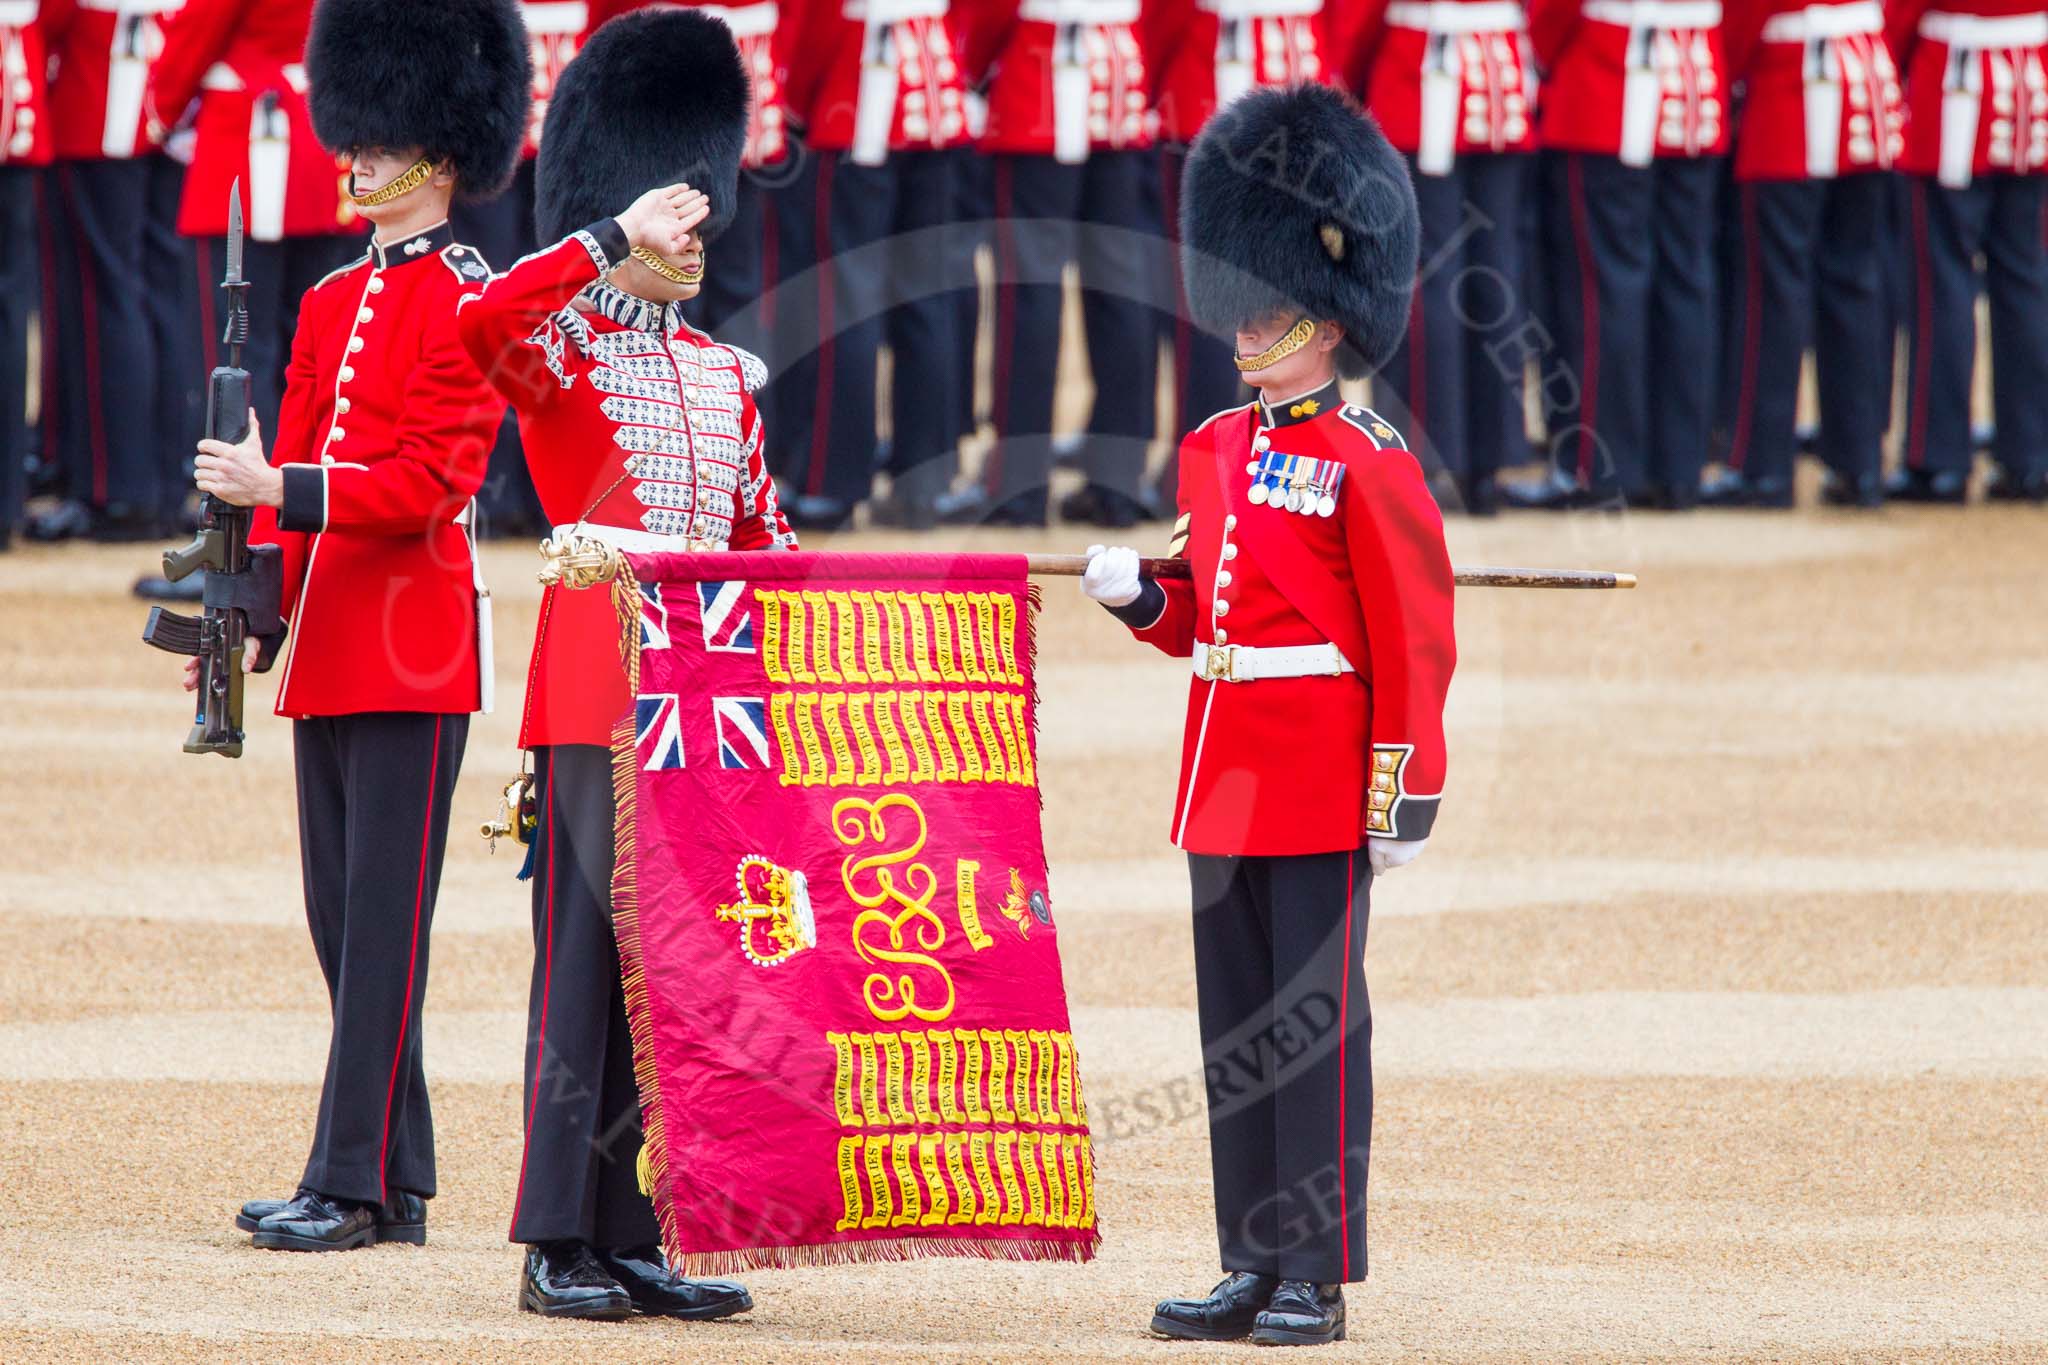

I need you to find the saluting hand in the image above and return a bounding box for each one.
[194,410,283,509]
[618,182,712,257]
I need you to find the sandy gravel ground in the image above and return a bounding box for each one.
[3,498,2045,1362]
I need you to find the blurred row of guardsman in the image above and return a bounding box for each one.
[3,0,2045,553]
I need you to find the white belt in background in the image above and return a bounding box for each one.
[1918,11,2048,47]
[1386,1,1525,34]
[1192,641,1354,683]
[1582,0,1722,27]
[1759,1,1881,43]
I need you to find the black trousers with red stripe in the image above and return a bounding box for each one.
[985,150,1163,517]
[1538,150,1721,503]
[292,711,467,1206]
[510,744,663,1250]
[1188,848,1373,1285]
[1719,173,1892,490]
[1901,172,2048,481]
[779,149,965,510]
[1377,152,1532,489]
[44,155,196,522]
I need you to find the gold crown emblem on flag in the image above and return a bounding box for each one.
[717,855,819,968]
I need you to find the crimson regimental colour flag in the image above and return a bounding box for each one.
[604,550,1100,1273]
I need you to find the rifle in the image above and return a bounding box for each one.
[141,182,284,758]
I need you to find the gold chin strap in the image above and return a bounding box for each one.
[350,156,436,208]
[631,246,704,285]
[1234,316,1318,373]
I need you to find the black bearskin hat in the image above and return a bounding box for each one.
[306,0,531,199]
[1180,84,1419,379]
[534,7,750,245]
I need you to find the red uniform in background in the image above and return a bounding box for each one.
[1513,0,1728,508]
[456,223,797,748]
[1885,0,2048,498]
[1120,385,1455,854]
[253,223,497,719]
[1709,0,1904,507]
[1346,0,1538,511]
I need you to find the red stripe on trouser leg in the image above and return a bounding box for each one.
[1567,155,1602,487]
[806,157,837,498]
[1337,850,1355,1282]
[375,714,441,1203]
[507,763,558,1236]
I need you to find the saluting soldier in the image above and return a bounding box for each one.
[0,1,51,551]
[1886,0,2048,502]
[1083,85,1453,1347]
[187,0,529,1252]
[1512,0,1731,509]
[455,6,784,1322]
[964,0,1161,528]
[1342,0,1540,515]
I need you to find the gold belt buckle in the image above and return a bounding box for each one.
[1203,644,1241,682]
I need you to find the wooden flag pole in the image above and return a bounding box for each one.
[1023,555,1637,590]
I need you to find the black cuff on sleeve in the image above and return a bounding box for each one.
[1104,578,1166,630]
[587,218,630,270]
[277,464,326,533]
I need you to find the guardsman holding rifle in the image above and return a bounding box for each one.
[181,0,528,1252]
[1082,85,1453,1346]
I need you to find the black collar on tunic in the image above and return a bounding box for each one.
[1258,381,1343,430]
[583,279,688,335]
[368,220,456,269]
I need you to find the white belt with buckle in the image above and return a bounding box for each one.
[1386,2,1526,34]
[1193,641,1353,683]
[1582,0,1722,27]
[1919,11,2048,47]
[1759,0,1881,42]
[551,523,723,555]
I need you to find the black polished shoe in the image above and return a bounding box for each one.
[1454,473,1499,517]
[1819,471,1885,508]
[933,484,991,526]
[520,1241,635,1321]
[250,1190,379,1252]
[24,499,95,543]
[1500,468,1590,511]
[1149,1271,1280,1341]
[1984,467,2048,503]
[1058,483,1148,529]
[1883,466,1968,504]
[238,1188,426,1243]
[1249,1280,1347,1346]
[597,1245,753,1320]
[1698,468,1794,509]
[785,494,855,531]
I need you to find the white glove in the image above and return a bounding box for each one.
[1368,837,1426,875]
[1081,544,1142,608]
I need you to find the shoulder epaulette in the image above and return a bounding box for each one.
[1191,400,1257,435]
[1339,404,1408,450]
[311,253,370,291]
[439,242,494,284]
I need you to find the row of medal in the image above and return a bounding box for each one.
[1246,450,1347,518]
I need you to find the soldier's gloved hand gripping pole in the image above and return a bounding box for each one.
[142,183,285,758]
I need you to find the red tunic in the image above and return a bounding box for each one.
[455,224,799,749]
[1345,0,1537,168]
[1528,0,1731,160]
[147,0,363,239]
[781,0,970,158]
[42,0,181,162]
[963,0,1153,157]
[0,3,51,167]
[250,222,499,719]
[1120,385,1456,856]
[1725,0,1904,180]
[1888,0,2048,181]
[1147,0,1330,145]
[523,0,589,159]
